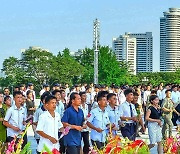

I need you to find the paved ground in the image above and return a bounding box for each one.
[27,126,178,154]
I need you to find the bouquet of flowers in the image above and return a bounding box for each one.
[163,133,180,154]
[41,145,60,154]
[1,122,32,154]
[89,135,149,154]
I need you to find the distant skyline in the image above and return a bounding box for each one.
[0,0,180,71]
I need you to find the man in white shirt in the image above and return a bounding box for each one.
[119,88,138,141]
[79,91,90,154]
[86,86,92,113]
[3,91,27,148]
[19,84,26,96]
[171,85,179,107]
[39,84,50,96]
[33,91,50,144]
[157,85,163,106]
[26,83,36,101]
[143,85,151,107]
[114,86,121,105]
[36,95,63,153]
[162,84,170,100]
[80,84,86,92]
[114,86,126,105]
[91,85,100,103]
[74,84,80,93]
[65,83,70,97]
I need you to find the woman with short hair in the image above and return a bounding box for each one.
[145,95,162,154]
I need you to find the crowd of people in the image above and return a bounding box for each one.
[0,82,180,154]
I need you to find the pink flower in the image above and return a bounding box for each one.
[6,150,12,154]
[59,126,71,139]
[63,126,71,135]
[29,119,33,124]
[7,140,15,152]
[89,147,98,154]
[87,113,91,118]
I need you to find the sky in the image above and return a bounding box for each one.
[0,0,180,72]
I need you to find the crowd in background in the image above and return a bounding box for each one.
[0,82,180,154]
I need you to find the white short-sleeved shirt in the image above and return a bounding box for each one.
[4,105,26,137]
[119,101,137,123]
[157,90,163,101]
[36,111,63,152]
[143,90,151,104]
[162,89,167,100]
[115,91,126,106]
[171,91,179,105]
[86,93,92,105]
[91,91,98,103]
[39,89,45,96]
[80,104,89,132]
[88,107,110,142]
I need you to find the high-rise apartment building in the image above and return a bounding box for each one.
[112,34,136,75]
[113,32,153,73]
[129,32,153,72]
[160,8,180,72]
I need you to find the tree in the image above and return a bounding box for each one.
[75,48,94,83]
[136,70,180,86]
[21,48,54,86]
[75,46,132,85]
[98,46,131,85]
[3,57,26,86]
[49,48,85,85]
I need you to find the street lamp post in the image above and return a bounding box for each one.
[93,18,100,84]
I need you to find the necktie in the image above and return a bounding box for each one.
[129,104,133,117]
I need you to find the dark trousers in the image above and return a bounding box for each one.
[159,100,163,107]
[121,123,136,141]
[58,132,65,153]
[87,104,92,113]
[91,140,105,150]
[135,122,140,136]
[66,146,81,154]
[81,131,90,154]
[6,133,27,149]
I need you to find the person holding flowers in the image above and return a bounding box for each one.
[119,88,138,141]
[87,91,111,150]
[33,91,50,144]
[132,92,146,137]
[61,92,85,154]
[36,95,63,153]
[3,91,27,148]
[106,93,120,136]
[145,95,162,154]
[79,91,90,154]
